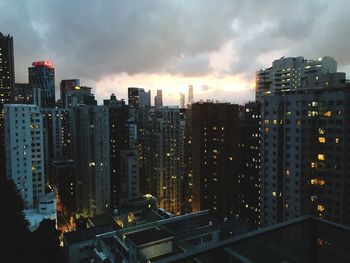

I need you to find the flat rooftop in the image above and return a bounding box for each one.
[125,227,174,246]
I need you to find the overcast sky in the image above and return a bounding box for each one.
[1,0,350,105]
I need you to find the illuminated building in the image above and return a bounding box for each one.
[239,102,261,227]
[4,104,45,208]
[72,105,110,216]
[128,87,151,108]
[0,32,15,179]
[104,94,138,210]
[145,106,182,215]
[191,102,241,217]
[154,89,163,108]
[260,64,350,226]
[28,60,55,108]
[60,79,80,108]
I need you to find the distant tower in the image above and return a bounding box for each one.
[188,85,194,106]
[180,93,185,109]
[0,32,15,178]
[60,79,80,108]
[29,61,55,108]
[154,90,163,108]
[128,87,151,108]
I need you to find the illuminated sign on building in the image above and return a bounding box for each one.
[32,61,54,68]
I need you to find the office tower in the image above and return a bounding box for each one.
[60,79,80,108]
[239,102,261,227]
[66,86,97,108]
[4,104,45,208]
[128,87,151,108]
[13,83,33,104]
[28,61,55,108]
[179,108,187,213]
[72,105,110,217]
[256,56,337,102]
[145,107,182,215]
[188,85,194,105]
[119,150,139,204]
[260,63,350,226]
[42,108,72,185]
[154,90,163,108]
[104,94,136,210]
[0,32,15,179]
[180,93,185,109]
[191,102,240,217]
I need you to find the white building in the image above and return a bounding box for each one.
[4,104,45,208]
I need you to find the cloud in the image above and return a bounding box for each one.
[1,0,350,103]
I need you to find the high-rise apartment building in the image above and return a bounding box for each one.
[42,108,72,185]
[60,79,80,108]
[128,87,151,108]
[191,102,241,217]
[0,32,15,178]
[145,107,182,215]
[239,102,261,227]
[71,105,110,217]
[29,61,55,108]
[256,56,336,102]
[4,104,45,208]
[259,57,350,227]
[154,90,163,108]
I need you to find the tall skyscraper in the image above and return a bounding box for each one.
[4,104,45,208]
[239,102,261,227]
[145,107,182,215]
[188,85,194,106]
[154,89,163,108]
[0,32,15,179]
[29,61,55,108]
[71,105,110,217]
[104,94,136,210]
[180,93,185,109]
[191,102,241,217]
[42,108,72,185]
[128,87,151,108]
[259,57,350,227]
[60,79,80,108]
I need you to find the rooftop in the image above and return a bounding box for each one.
[126,227,174,246]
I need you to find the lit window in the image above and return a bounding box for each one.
[317,205,325,212]
[318,128,325,135]
[311,179,326,186]
[323,111,332,117]
[318,137,326,143]
[310,162,317,168]
[272,191,276,197]
[335,138,340,144]
[318,154,325,161]
[273,119,277,125]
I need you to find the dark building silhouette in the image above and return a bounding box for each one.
[191,102,240,217]
[128,87,151,108]
[66,86,96,108]
[29,61,55,108]
[154,89,163,108]
[13,83,33,104]
[60,79,80,108]
[0,32,15,179]
[239,101,261,227]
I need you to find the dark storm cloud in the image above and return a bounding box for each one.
[0,0,236,82]
[1,0,350,85]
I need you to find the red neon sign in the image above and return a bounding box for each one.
[32,61,54,68]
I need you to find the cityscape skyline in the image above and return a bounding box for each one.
[2,1,350,105]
